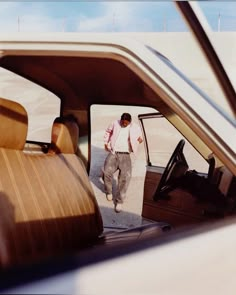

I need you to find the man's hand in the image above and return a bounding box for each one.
[137,136,143,144]
[104,144,110,151]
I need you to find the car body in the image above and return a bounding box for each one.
[0,2,235,294]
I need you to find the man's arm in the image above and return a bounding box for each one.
[104,121,114,151]
[135,124,143,144]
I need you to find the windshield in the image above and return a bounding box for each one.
[175,1,236,122]
[146,45,235,127]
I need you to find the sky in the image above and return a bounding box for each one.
[0,1,235,33]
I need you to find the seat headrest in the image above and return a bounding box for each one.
[0,97,28,150]
[49,115,79,154]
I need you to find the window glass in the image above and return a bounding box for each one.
[176,1,236,120]
[142,116,209,174]
[0,68,60,143]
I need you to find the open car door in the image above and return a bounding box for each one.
[138,112,232,228]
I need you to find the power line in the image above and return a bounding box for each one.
[218,13,221,32]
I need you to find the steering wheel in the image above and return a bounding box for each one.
[154,139,187,200]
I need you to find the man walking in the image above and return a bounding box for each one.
[103,113,143,213]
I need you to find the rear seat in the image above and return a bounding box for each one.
[0,98,103,268]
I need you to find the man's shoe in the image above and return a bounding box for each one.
[99,172,104,184]
[106,194,113,201]
[115,203,122,213]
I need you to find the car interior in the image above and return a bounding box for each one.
[0,54,235,276]
[0,2,235,291]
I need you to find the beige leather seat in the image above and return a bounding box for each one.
[0,98,103,268]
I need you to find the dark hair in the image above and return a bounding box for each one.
[121,113,132,122]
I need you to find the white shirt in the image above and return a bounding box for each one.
[114,125,131,152]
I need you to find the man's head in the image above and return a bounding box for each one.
[120,113,132,127]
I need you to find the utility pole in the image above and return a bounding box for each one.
[163,15,167,32]
[218,12,221,32]
[17,16,20,32]
[62,17,66,32]
[112,12,116,32]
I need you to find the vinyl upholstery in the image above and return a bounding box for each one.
[48,115,79,154]
[0,97,28,150]
[0,98,103,268]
